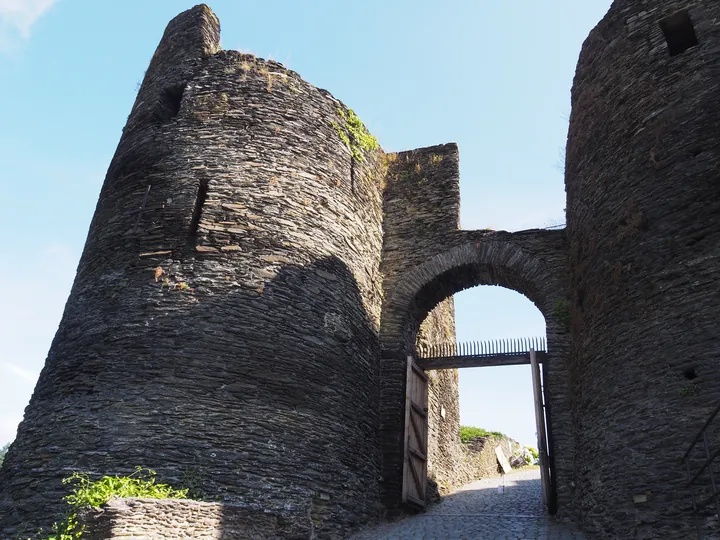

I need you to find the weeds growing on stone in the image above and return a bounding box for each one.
[460,425,506,443]
[331,108,379,162]
[34,467,190,540]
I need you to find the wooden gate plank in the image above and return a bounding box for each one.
[530,348,551,507]
[402,355,429,508]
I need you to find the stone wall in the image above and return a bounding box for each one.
[0,5,386,538]
[377,144,574,517]
[417,298,464,501]
[378,144,463,510]
[78,498,307,540]
[566,1,720,537]
[455,436,518,486]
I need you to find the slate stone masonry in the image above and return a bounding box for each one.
[2,1,719,538]
[0,5,386,538]
[566,0,720,537]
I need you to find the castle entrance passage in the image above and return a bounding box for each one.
[402,338,555,512]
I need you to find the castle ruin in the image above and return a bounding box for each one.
[1,1,720,538]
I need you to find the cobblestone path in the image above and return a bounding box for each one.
[351,468,585,540]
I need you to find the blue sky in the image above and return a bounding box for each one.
[0,0,612,448]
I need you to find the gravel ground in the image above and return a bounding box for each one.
[351,468,585,540]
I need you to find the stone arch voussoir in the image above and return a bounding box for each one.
[380,238,561,354]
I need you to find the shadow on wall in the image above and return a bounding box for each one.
[3,256,383,540]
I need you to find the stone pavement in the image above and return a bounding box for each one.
[351,468,585,540]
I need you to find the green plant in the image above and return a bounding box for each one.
[459,425,506,443]
[37,467,190,539]
[525,446,539,461]
[331,108,379,162]
[554,299,571,332]
[679,383,699,397]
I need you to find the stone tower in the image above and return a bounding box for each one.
[0,5,390,535]
[566,0,720,537]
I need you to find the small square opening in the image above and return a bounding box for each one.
[660,10,699,56]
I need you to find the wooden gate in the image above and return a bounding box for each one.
[530,348,552,507]
[402,355,429,508]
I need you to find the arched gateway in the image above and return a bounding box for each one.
[378,228,575,517]
[9,2,720,537]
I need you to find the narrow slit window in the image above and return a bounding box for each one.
[660,10,698,56]
[188,179,209,242]
[155,83,186,123]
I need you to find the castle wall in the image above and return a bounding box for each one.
[379,224,574,516]
[378,145,464,507]
[417,298,465,500]
[77,497,308,540]
[566,1,720,537]
[0,6,386,537]
[377,147,574,517]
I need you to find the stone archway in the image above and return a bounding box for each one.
[378,230,575,518]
